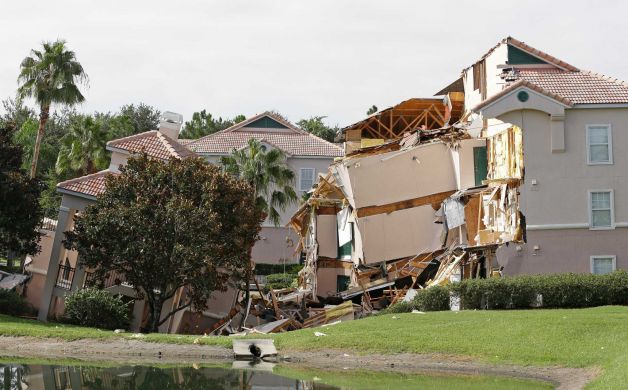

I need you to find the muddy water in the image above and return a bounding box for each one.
[0,362,553,389]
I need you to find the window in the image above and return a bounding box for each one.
[336,275,351,293]
[299,168,315,191]
[587,125,612,164]
[473,146,488,186]
[591,256,616,275]
[589,190,614,229]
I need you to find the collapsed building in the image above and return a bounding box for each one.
[289,114,525,309]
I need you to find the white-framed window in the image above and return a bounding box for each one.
[588,190,614,229]
[590,255,616,275]
[586,124,612,165]
[299,168,315,192]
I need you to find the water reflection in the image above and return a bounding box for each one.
[0,364,338,390]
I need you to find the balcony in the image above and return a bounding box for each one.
[55,264,127,291]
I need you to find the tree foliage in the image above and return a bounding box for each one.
[296,116,339,142]
[64,154,263,332]
[119,103,160,134]
[221,138,297,226]
[367,105,378,115]
[0,127,43,256]
[179,109,245,139]
[56,115,109,176]
[17,40,88,178]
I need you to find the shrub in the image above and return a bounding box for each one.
[451,271,628,310]
[255,263,303,276]
[63,288,129,330]
[413,286,451,311]
[264,273,297,291]
[0,289,32,316]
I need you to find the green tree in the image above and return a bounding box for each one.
[95,112,135,140]
[367,105,378,115]
[0,126,43,257]
[296,116,339,142]
[220,138,297,226]
[64,154,263,332]
[119,103,160,134]
[0,97,35,131]
[56,115,109,176]
[179,110,245,139]
[17,40,88,178]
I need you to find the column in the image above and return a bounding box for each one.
[37,206,73,321]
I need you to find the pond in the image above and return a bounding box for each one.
[0,362,553,389]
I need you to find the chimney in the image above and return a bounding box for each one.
[158,111,183,140]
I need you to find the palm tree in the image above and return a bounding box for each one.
[56,115,108,176]
[220,138,298,226]
[17,40,88,178]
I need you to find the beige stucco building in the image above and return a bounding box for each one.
[185,112,342,265]
[455,37,628,276]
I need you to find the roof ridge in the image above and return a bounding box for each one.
[56,169,111,188]
[107,130,157,147]
[156,131,186,158]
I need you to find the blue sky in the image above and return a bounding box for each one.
[1,0,626,127]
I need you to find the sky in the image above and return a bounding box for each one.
[1,0,627,128]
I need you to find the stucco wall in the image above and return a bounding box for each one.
[495,107,628,274]
[316,266,352,298]
[499,108,628,226]
[498,228,628,274]
[252,226,299,264]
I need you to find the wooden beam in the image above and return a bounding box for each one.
[356,190,456,218]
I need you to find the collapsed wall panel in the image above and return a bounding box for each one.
[357,204,443,264]
[316,214,338,259]
[337,143,457,209]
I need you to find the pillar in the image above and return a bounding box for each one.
[37,206,73,321]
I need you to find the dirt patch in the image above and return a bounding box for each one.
[0,336,599,389]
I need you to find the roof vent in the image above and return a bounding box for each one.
[159,111,183,140]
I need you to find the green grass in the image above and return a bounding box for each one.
[2,307,628,388]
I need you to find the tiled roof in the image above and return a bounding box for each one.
[472,79,574,111]
[57,170,116,199]
[188,131,343,157]
[187,112,343,157]
[515,69,628,104]
[107,131,196,160]
[177,139,195,146]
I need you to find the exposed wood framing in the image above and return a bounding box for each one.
[356,190,456,218]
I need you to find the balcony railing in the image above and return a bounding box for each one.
[83,270,127,289]
[55,265,75,290]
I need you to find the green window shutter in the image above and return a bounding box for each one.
[336,275,350,292]
[473,146,488,186]
[338,241,352,258]
[244,116,289,129]
[507,45,548,65]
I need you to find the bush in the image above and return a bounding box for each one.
[414,286,451,311]
[0,289,32,316]
[451,271,628,310]
[63,288,129,330]
[380,286,451,314]
[264,273,297,291]
[255,263,303,276]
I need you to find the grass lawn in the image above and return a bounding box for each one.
[2,306,628,388]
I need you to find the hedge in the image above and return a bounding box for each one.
[383,270,628,313]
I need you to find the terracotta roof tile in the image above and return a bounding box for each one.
[515,69,628,104]
[57,170,116,199]
[187,112,343,157]
[188,131,343,157]
[107,131,196,160]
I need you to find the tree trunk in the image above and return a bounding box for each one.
[30,105,50,178]
[148,299,164,333]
